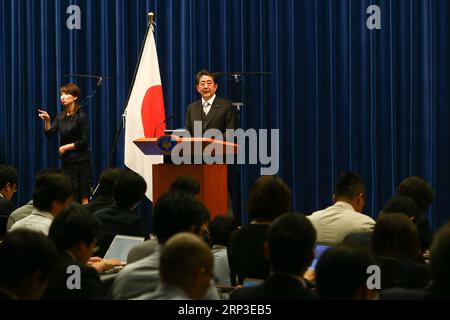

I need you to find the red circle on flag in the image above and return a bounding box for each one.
[141,85,165,138]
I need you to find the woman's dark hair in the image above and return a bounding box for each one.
[372,213,423,262]
[60,83,82,118]
[396,176,434,213]
[247,176,292,221]
[382,195,421,223]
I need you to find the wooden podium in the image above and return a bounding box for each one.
[133,136,238,218]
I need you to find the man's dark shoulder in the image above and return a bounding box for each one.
[0,198,15,215]
[44,253,103,300]
[95,206,122,218]
[230,224,269,241]
[49,253,101,288]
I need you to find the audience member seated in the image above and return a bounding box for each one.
[110,192,217,300]
[94,169,149,257]
[424,221,450,298]
[127,236,158,264]
[228,176,291,286]
[10,172,74,235]
[381,222,450,300]
[396,176,435,251]
[315,245,377,300]
[372,213,430,289]
[0,164,18,239]
[208,215,238,286]
[230,213,316,300]
[7,168,63,231]
[7,200,33,232]
[308,171,375,244]
[84,168,122,215]
[0,229,57,300]
[43,205,104,299]
[127,176,201,263]
[382,195,428,258]
[135,233,214,300]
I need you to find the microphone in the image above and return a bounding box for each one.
[153,113,177,138]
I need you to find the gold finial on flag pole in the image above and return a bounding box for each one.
[148,12,155,29]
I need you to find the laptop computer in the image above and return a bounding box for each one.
[103,235,145,264]
[308,243,333,271]
[164,129,187,136]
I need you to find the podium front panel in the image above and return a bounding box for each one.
[152,164,228,219]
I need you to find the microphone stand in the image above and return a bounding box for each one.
[213,71,272,225]
[64,73,109,108]
[213,71,271,110]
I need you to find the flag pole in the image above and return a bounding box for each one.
[104,13,154,171]
[92,12,160,201]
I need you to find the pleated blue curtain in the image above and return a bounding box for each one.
[1,0,449,229]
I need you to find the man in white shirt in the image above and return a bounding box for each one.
[10,172,74,235]
[308,171,375,244]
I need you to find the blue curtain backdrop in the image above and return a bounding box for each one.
[1,0,449,230]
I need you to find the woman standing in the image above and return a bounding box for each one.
[38,83,92,204]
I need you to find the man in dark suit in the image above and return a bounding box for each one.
[185,69,237,136]
[185,70,241,222]
[94,169,149,257]
[83,168,122,215]
[230,213,317,300]
[44,205,104,300]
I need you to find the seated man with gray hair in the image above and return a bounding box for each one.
[137,233,214,300]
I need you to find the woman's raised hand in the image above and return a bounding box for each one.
[38,109,50,121]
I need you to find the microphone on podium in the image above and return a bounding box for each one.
[153,113,177,138]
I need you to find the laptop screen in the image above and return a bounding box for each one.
[103,235,145,263]
[308,244,332,270]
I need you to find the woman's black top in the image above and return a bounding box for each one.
[45,107,90,162]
